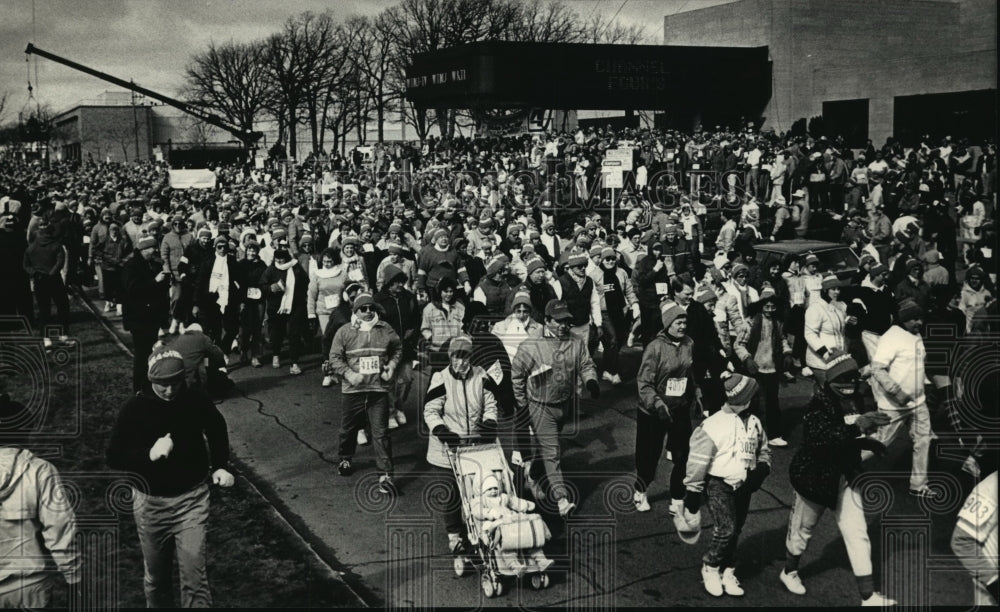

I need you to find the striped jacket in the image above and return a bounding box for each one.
[329,318,402,394]
[423,366,498,469]
[685,407,771,493]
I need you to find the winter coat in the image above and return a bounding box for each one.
[804,299,848,370]
[636,331,696,418]
[511,329,597,408]
[121,254,169,332]
[195,254,241,313]
[259,263,309,317]
[375,286,420,358]
[160,230,193,281]
[308,266,349,318]
[423,366,498,468]
[328,317,402,394]
[22,229,65,278]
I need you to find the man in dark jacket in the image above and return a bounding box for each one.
[122,236,171,392]
[781,355,894,606]
[673,278,730,416]
[181,228,215,326]
[510,257,557,324]
[23,216,70,337]
[106,348,233,607]
[375,264,419,428]
[0,200,33,323]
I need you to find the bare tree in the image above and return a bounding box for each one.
[351,11,401,144]
[580,13,649,44]
[505,0,582,42]
[184,40,273,148]
[0,92,8,126]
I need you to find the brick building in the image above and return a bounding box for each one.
[662,0,996,145]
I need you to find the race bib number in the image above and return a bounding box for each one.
[666,152,675,161]
[958,490,997,536]
[362,243,374,253]
[357,356,381,375]
[246,288,261,300]
[83,235,90,244]
[691,163,700,170]
[981,247,993,258]
[655,282,669,295]
[487,360,504,385]
[663,377,687,397]
[602,283,617,294]
[737,435,757,462]
[324,294,339,309]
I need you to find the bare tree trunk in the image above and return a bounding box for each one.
[376,82,385,144]
[288,105,297,161]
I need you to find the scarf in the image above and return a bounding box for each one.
[352,312,380,331]
[209,254,230,309]
[275,259,296,314]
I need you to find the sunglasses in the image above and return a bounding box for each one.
[216,244,227,249]
[603,257,617,262]
[570,264,586,270]
[357,305,373,313]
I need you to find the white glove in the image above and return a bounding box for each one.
[511,450,523,466]
[149,434,173,461]
[463,281,473,294]
[344,370,364,386]
[212,468,235,487]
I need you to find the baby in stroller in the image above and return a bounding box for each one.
[470,474,554,576]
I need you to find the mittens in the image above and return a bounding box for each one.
[433,425,461,448]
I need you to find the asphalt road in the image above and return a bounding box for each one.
[212,340,977,608]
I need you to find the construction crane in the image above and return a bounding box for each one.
[25,43,264,147]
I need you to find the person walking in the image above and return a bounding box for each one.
[511,300,599,517]
[329,292,402,495]
[260,249,309,375]
[235,241,267,367]
[780,354,895,606]
[194,236,241,358]
[106,348,234,608]
[23,215,71,338]
[122,236,171,393]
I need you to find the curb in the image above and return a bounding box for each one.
[73,286,372,608]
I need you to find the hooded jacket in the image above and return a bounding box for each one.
[0,447,80,597]
[22,229,65,277]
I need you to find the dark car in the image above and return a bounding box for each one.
[753,239,861,281]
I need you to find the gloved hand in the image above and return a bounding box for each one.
[380,363,396,382]
[743,357,759,376]
[586,379,600,399]
[683,491,702,514]
[149,434,173,461]
[854,411,891,434]
[308,317,320,335]
[855,437,887,456]
[478,419,497,443]
[212,468,235,487]
[433,425,462,448]
[742,462,770,492]
[654,400,673,424]
[343,370,364,386]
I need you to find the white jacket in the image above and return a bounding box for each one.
[685,408,771,492]
[423,366,498,469]
[804,299,847,370]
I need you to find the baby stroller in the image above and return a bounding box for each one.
[447,441,553,598]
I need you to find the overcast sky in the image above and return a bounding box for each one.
[0,0,738,119]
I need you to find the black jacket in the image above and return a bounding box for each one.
[375,287,420,358]
[195,254,241,313]
[122,254,169,332]
[259,263,309,316]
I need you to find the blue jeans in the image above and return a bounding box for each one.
[338,392,393,475]
[133,483,211,608]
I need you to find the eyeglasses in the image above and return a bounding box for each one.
[603,257,617,262]
[216,244,227,250]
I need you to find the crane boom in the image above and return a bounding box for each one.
[25,43,263,145]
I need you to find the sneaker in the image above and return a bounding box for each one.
[251,357,262,368]
[721,568,744,596]
[769,437,789,448]
[167,318,177,332]
[701,564,723,597]
[394,410,407,426]
[357,430,369,446]
[178,323,186,335]
[602,371,615,383]
[377,474,395,495]
[388,415,400,430]
[861,592,896,606]
[633,490,651,512]
[611,374,623,385]
[668,499,684,517]
[909,485,939,499]
[779,569,806,595]
[666,450,673,462]
[231,338,239,351]
[337,459,353,476]
[158,328,169,337]
[557,497,576,517]
[272,356,280,369]
[104,301,114,313]
[322,375,333,387]
[223,355,229,367]
[448,533,466,554]
[116,303,123,316]
[801,367,813,377]
[783,371,796,382]
[289,364,302,375]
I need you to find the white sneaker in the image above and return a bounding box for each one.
[104,301,114,313]
[611,374,623,385]
[116,303,122,316]
[602,371,615,383]
[668,499,684,517]
[861,592,896,606]
[557,497,576,517]
[801,366,813,377]
[231,338,239,351]
[168,318,177,333]
[272,356,280,369]
[289,364,302,375]
[223,355,229,366]
[394,410,407,426]
[702,564,723,597]
[633,491,651,512]
[666,450,673,462]
[769,437,789,447]
[388,415,399,430]
[158,328,169,337]
[779,569,806,595]
[721,568,744,596]
[178,323,186,335]
[322,375,333,387]
[357,430,369,446]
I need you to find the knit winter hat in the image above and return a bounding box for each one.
[383,264,406,286]
[821,274,842,290]
[448,334,474,357]
[804,253,820,266]
[136,236,156,251]
[197,228,213,239]
[432,228,450,243]
[601,247,616,260]
[966,264,985,279]
[588,245,604,258]
[897,298,924,323]
[825,353,859,384]
[147,349,186,383]
[869,263,889,277]
[695,285,718,304]
[724,373,758,409]
[567,253,588,268]
[660,301,687,330]
[923,249,940,264]
[510,290,532,310]
[526,257,546,275]
[352,292,377,313]
[486,255,509,276]
[906,258,922,273]
[731,263,749,277]
[213,236,228,248]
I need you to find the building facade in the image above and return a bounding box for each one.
[662,0,996,145]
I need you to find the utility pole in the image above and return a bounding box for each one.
[130,81,139,161]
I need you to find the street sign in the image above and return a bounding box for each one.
[604,171,623,189]
[604,147,633,171]
[601,160,622,170]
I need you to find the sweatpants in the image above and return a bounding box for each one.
[526,400,571,503]
[862,404,932,490]
[634,405,692,500]
[785,483,873,578]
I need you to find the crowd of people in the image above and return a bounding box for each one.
[0,123,997,606]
